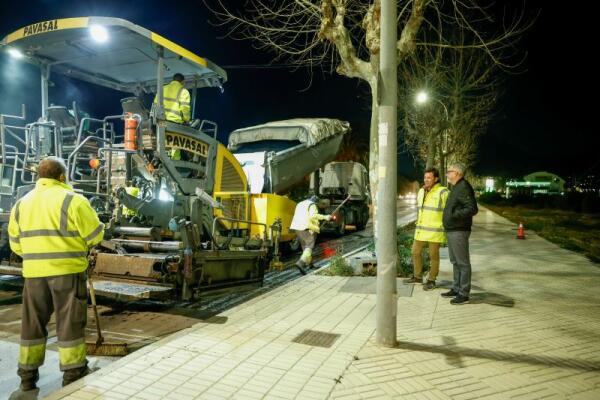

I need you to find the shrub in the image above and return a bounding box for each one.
[329,255,355,276]
[396,229,430,277]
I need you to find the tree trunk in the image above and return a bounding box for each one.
[368,79,379,237]
[425,129,436,169]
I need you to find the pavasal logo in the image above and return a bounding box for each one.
[165,132,208,157]
[23,20,59,37]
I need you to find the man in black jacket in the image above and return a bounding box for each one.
[441,162,478,304]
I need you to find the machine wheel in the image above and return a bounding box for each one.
[355,207,369,231]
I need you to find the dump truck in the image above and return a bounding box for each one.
[312,162,370,236]
[0,17,347,301]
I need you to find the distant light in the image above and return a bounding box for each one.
[90,25,109,43]
[416,91,428,104]
[485,178,495,192]
[7,47,24,59]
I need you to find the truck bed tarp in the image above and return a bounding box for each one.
[228,118,349,151]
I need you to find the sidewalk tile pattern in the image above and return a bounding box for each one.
[47,208,600,399]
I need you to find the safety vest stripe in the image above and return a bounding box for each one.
[60,193,74,233]
[421,206,443,212]
[14,199,22,234]
[415,225,444,232]
[20,337,47,346]
[9,235,20,243]
[438,189,449,209]
[21,251,87,260]
[176,86,184,102]
[179,101,190,105]
[164,107,182,115]
[58,343,86,368]
[163,97,179,102]
[58,338,85,348]
[19,229,79,238]
[84,223,104,242]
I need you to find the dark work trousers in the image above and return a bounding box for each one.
[19,272,88,385]
[295,230,316,266]
[446,231,472,297]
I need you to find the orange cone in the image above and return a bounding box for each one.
[516,222,526,239]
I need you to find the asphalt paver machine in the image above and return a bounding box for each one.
[0,17,297,300]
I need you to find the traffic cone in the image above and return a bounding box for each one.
[516,222,526,239]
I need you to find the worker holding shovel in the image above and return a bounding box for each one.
[7,157,105,393]
[290,195,332,275]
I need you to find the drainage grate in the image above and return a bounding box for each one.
[292,330,340,348]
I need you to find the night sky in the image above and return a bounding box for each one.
[0,0,595,180]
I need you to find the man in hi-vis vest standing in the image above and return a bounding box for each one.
[8,157,104,392]
[290,195,331,275]
[405,167,448,290]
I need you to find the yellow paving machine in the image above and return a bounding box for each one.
[0,17,348,300]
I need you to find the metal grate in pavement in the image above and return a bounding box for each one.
[292,329,341,348]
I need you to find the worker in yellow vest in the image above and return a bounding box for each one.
[290,195,331,275]
[155,73,191,124]
[8,157,104,392]
[154,73,191,160]
[405,167,449,290]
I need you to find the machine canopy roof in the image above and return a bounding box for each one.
[1,16,227,94]
[228,118,350,151]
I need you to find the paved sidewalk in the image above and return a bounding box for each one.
[45,208,600,400]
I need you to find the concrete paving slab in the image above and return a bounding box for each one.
[37,206,600,399]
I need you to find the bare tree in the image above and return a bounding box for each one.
[401,26,506,182]
[336,131,369,166]
[205,0,530,214]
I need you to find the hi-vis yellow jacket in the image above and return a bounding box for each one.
[414,183,449,243]
[290,199,329,233]
[8,178,104,278]
[154,80,191,124]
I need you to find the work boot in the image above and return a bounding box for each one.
[404,276,422,284]
[17,368,39,392]
[423,280,436,291]
[9,388,39,400]
[450,295,470,305]
[441,289,459,298]
[295,261,307,275]
[62,366,91,387]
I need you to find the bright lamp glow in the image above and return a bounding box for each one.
[90,25,109,43]
[416,91,428,104]
[159,188,173,201]
[7,47,24,59]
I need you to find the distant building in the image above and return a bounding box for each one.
[570,174,599,196]
[505,171,565,197]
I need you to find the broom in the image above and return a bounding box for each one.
[86,274,128,356]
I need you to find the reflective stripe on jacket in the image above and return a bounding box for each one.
[290,199,329,233]
[154,80,191,123]
[414,184,449,243]
[8,178,104,278]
